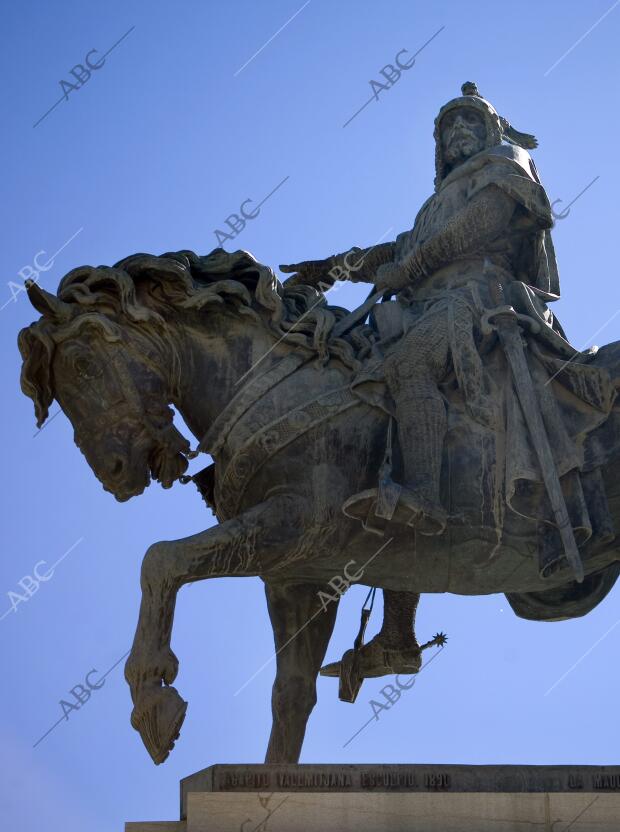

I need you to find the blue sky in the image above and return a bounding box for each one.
[1,0,620,828]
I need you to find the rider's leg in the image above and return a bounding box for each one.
[376,589,421,649]
[384,309,450,533]
[321,589,423,680]
[358,589,422,675]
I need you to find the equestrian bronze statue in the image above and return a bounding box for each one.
[18,83,620,766]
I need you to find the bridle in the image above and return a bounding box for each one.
[71,334,194,479]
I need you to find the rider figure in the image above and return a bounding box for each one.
[282,82,617,681]
[282,82,573,538]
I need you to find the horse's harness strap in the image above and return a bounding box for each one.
[215,385,358,520]
[198,352,309,457]
[75,344,164,441]
[107,347,180,447]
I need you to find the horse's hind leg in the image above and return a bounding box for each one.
[124,494,306,765]
[264,580,339,763]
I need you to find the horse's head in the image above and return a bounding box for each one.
[18,272,191,501]
[18,248,366,502]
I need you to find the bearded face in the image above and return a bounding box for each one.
[440,107,487,167]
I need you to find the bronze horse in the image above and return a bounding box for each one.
[18,248,620,766]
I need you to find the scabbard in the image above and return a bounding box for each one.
[495,316,584,583]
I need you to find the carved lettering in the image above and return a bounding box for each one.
[424,773,451,790]
[593,774,620,790]
[360,770,418,789]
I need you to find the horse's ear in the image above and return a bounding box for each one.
[25,280,73,321]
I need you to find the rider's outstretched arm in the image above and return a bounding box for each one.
[280,241,395,289]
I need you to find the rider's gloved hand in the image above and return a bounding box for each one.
[279,258,331,287]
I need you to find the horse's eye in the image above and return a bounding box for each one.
[74,354,102,380]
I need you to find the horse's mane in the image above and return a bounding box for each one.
[19,248,371,426]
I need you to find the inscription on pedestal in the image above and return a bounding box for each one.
[217,768,455,793]
[593,774,620,790]
[181,764,620,817]
[175,765,620,824]
[276,772,353,789]
[360,772,419,789]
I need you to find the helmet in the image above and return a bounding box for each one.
[434,82,537,187]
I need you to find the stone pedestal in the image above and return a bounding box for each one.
[125,764,620,831]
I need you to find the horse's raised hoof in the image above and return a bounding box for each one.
[130,685,188,765]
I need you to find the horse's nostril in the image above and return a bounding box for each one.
[111,457,124,478]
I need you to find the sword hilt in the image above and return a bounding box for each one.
[481,307,541,336]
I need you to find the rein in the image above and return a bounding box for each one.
[197,352,310,457]
[185,289,389,463]
[178,352,359,519]
[178,353,312,492]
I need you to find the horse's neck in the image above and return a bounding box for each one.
[173,318,286,448]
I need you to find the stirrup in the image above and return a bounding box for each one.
[342,484,447,536]
[321,644,422,680]
[320,632,448,700]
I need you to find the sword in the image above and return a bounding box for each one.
[484,280,584,583]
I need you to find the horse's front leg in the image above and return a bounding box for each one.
[125,494,305,765]
[264,580,339,763]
